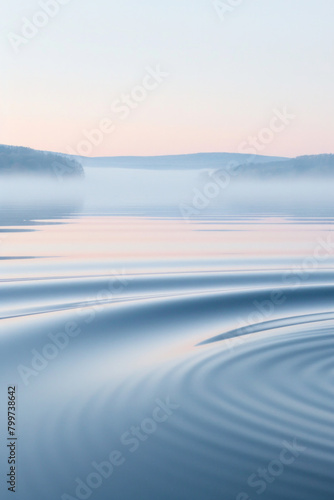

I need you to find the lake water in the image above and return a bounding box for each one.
[0,169,334,500]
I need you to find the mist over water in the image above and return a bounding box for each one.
[1,166,333,216]
[83,166,334,216]
[0,164,334,500]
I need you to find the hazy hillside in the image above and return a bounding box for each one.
[1,145,333,179]
[0,145,84,179]
[235,154,334,178]
[78,152,334,178]
[78,152,288,170]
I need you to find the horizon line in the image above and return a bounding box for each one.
[0,144,295,159]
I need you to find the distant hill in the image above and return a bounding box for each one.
[235,154,334,178]
[75,151,334,177]
[0,145,84,179]
[78,152,288,170]
[1,146,333,179]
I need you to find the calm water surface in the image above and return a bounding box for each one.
[0,196,333,500]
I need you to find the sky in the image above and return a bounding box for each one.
[1,0,333,157]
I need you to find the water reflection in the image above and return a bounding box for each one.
[0,171,333,500]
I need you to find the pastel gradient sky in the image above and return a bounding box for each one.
[1,0,333,157]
